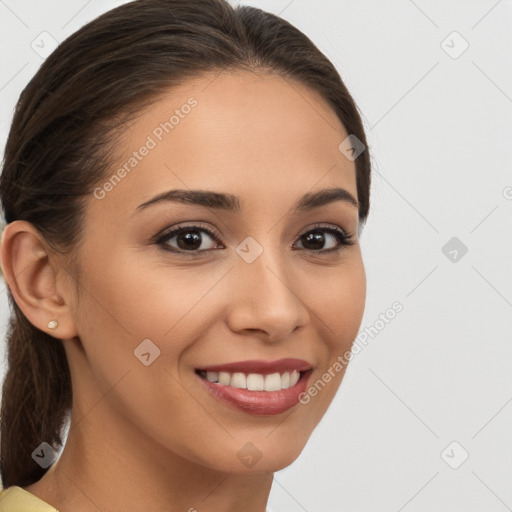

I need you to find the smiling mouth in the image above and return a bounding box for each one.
[194,358,313,415]
[195,368,310,392]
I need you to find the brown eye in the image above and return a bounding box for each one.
[156,224,222,254]
[294,225,355,254]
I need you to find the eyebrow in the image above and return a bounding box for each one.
[135,186,359,214]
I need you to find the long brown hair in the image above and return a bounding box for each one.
[0,0,371,488]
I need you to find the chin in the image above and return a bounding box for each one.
[220,436,311,474]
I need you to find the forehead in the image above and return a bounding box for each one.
[89,70,357,220]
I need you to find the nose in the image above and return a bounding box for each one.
[225,244,310,343]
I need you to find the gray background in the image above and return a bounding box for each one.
[1,0,511,510]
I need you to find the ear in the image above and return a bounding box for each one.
[0,220,79,340]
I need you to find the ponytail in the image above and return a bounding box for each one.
[0,291,71,488]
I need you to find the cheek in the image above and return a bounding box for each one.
[79,248,209,340]
[307,256,367,350]
[333,262,366,344]
[70,252,188,382]
[298,258,366,410]
[70,255,213,451]
[72,249,232,402]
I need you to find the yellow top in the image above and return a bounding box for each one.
[0,486,58,511]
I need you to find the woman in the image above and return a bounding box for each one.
[0,0,371,510]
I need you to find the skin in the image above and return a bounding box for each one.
[1,69,366,512]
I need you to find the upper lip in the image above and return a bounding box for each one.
[196,358,312,375]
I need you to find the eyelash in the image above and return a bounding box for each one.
[154,222,356,257]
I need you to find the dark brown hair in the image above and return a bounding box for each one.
[0,0,371,488]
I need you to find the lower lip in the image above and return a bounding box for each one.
[196,371,312,416]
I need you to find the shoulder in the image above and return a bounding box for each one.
[0,485,58,511]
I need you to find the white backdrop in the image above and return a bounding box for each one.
[1,1,511,510]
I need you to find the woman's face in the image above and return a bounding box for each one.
[65,69,366,473]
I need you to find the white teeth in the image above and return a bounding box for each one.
[247,373,264,391]
[218,371,230,386]
[230,372,246,389]
[206,371,219,383]
[202,369,303,391]
[281,372,290,389]
[290,370,300,387]
[264,372,282,391]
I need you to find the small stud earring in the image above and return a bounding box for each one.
[47,320,58,330]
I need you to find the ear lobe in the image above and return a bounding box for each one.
[0,220,78,340]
